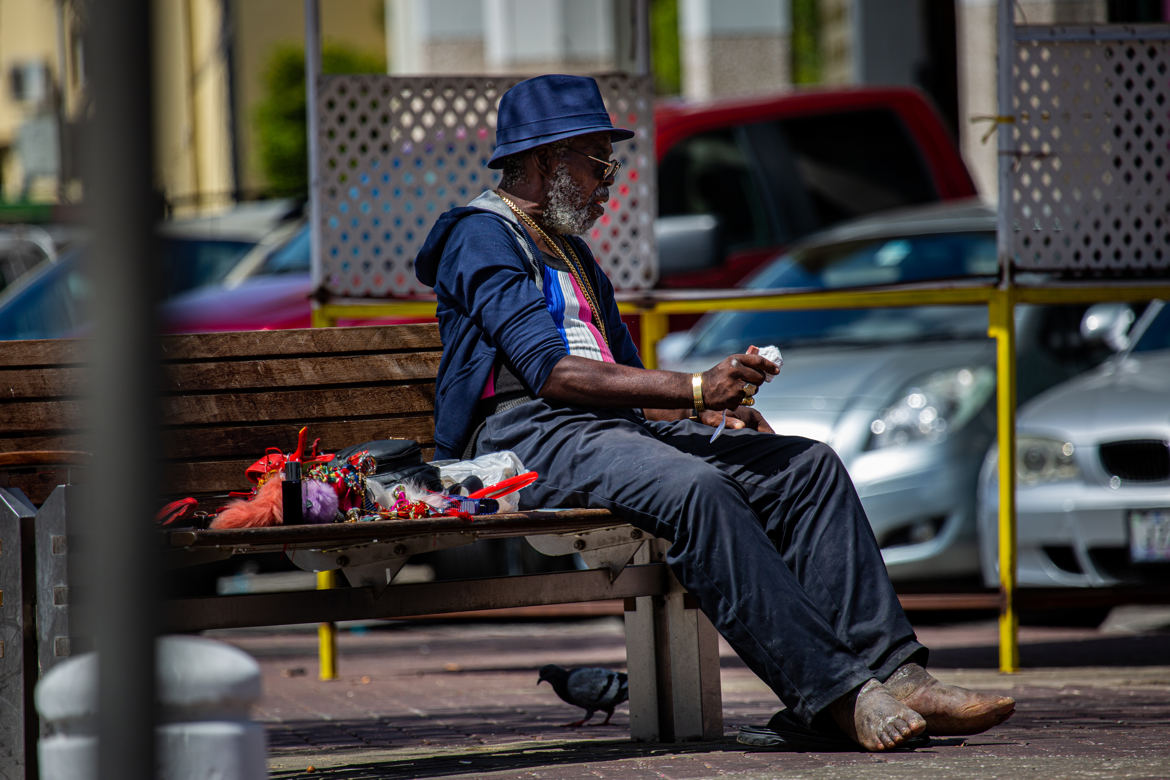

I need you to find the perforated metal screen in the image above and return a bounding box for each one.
[313,73,658,297]
[1007,26,1169,277]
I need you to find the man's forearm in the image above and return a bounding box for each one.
[642,407,693,421]
[538,355,694,410]
[537,352,778,416]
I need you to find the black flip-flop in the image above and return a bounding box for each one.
[737,709,930,752]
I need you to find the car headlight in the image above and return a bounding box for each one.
[867,366,995,450]
[1016,436,1080,485]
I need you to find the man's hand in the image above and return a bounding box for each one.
[699,350,780,411]
[694,407,775,434]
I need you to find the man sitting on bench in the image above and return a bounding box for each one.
[414,74,1015,751]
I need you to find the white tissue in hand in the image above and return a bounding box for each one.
[758,345,783,381]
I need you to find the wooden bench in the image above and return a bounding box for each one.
[0,322,722,745]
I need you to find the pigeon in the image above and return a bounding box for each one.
[537,664,629,727]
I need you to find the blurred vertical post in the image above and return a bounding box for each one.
[304,0,339,679]
[614,0,651,76]
[306,0,327,328]
[80,1,162,778]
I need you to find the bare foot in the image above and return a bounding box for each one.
[884,663,1015,736]
[828,678,927,751]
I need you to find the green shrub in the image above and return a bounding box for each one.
[254,43,385,197]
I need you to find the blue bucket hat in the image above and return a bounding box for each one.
[488,74,635,169]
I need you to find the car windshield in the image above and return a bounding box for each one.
[1131,302,1170,354]
[689,231,997,354]
[160,236,255,294]
[0,248,90,340]
[257,224,310,275]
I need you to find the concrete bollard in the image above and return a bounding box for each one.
[35,635,266,779]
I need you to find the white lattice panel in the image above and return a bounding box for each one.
[313,74,658,297]
[1007,26,1169,277]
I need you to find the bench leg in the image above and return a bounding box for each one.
[623,540,722,742]
[1,487,38,780]
[36,486,76,677]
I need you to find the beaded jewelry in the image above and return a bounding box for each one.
[497,191,609,346]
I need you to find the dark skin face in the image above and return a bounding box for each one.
[496,133,778,430]
[498,132,614,243]
[555,134,616,229]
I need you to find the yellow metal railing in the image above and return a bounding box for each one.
[987,290,1019,671]
[313,281,1170,673]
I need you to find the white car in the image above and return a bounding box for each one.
[977,300,1170,589]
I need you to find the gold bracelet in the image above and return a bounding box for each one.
[691,373,705,414]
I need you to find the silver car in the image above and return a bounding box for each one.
[977,300,1170,589]
[657,201,1114,582]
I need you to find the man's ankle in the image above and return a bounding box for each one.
[882,662,933,699]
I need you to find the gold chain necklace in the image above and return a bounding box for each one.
[496,191,609,346]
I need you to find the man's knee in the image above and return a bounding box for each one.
[803,440,849,477]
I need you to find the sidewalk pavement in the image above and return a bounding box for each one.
[208,606,1170,779]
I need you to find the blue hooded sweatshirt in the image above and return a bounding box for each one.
[415,190,642,459]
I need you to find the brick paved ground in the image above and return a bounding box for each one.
[209,606,1170,779]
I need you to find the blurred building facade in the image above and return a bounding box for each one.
[0,0,80,204]
[0,0,1162,213]
[0,0,385,213]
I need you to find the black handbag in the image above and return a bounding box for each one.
[333,439,442,491]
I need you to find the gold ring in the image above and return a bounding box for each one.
[743,382,758,397]
[741,396,755,407]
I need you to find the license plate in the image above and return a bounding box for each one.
[1129,509,1170,563]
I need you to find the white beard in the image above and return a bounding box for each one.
[544,162,595,236]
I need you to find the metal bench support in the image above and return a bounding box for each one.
[624,540,722,742]
[0,487,39,780]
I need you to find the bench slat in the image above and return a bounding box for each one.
[162,384,435,426]
[0,338,87,368]
[160,416,435,460]
[167,507,622,548]
[160,323,442,360]
[3,392,437,437]
[162,564,667,632]
[0,359,442,408]
[162,352,442,393]
[2,418,436,462]
[0,431,87,454]
[2,399,84,434]
[0,365,84,399]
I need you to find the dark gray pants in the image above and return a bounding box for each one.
[475,399,926,725]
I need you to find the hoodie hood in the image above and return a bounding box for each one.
[415,190,528,287]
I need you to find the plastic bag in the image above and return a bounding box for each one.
[432,451,528,512]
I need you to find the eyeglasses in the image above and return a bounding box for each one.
[564,146,622,181]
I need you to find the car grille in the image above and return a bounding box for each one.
[1098,439,1170,482]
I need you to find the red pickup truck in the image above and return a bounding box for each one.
[651,85,976,291]
[150,86,975,334]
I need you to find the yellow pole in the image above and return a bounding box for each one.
[988,289,1019,672]
[310,304,334,328]
[317,570,338,680]
[638,310,669,369]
